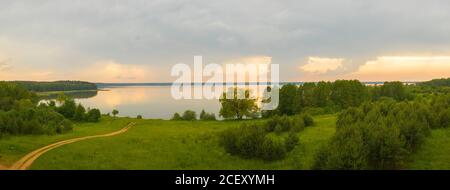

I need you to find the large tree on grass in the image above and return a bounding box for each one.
[219,88,258,120]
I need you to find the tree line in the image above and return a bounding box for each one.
[10,81,97,92]
[264,80,413,117]
[419,78,450,87]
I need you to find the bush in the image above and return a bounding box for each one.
[259,135,287,161]
[313,126,369,170]
[219,119,302,161]
[137,115,143,119]
[171,113,183,120]
[285,132,299,151]
[314,98,435,170]
[86,109,101,122]
[182,110,197,121]
[59,119,74,133]
[199,110,216,121]
[266,115,294,133]
[265,114,313,133]
[300,114,314,127]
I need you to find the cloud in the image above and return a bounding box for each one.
[223,56,272,65]
[349,56,450,81]
[1,1,450,82]
[78,60,155,83]
[0,55,12,71]
[300,57,345,74]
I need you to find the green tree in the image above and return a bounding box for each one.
[200,110,206,119]
[277,84,299,115]
[182,110,197,121]
[171,113,182,120]
[299,82,316,107]
[112,109,119,117]
[219,88,258,120]
[86,108,101,122]
[57,99,77,119]
[377,81,410,101]
[313,81,333,107]
[73,104,86,121]
[199,109,217,121]
[331,80,368,109]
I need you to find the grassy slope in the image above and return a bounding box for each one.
[407,127,450,170]
[30,115,337,170]
[3,113,448,170]
[0,117,134,166]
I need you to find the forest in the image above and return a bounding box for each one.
[10,81,97,92]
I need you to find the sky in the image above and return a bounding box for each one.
[1,0,450,82]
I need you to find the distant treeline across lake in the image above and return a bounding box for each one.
[9,81,97,92]
[4,80,433,93]
[96,81,415,88]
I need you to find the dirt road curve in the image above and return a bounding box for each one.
[7,122,135,170]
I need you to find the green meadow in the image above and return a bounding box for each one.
[23,115,335,170]
[407,128,450,169]
[1,114,449,170]
[0,117,134,166]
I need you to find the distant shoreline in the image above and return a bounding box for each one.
[96,81,420,87]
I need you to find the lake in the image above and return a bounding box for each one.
[71,85,224,119]
[44,82,384,119]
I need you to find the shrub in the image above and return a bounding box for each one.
[300,114,314,127]
[285,132,299,151]
[314,98,435,170]
[137,115,143,119]
[219,119,302,161]
[313,126,369,170]
[199,110,216,121]
[182,110,197,121]
[259,135,287,161]
[265,114,313,133]
[86,109,101,122]
[171,113,183,120]
[60,119,74,133]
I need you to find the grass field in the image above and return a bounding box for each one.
[2,114,449,170]
[0,117,135,166]
[27,115,336,170]
[407,127,450,170]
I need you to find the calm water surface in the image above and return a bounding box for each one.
[73,86,224,119]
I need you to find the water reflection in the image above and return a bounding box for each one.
[43,85,268,119]
[76,86,222,119]
[39,90,98,100]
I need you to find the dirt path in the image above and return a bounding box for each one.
[7,122,135,170]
